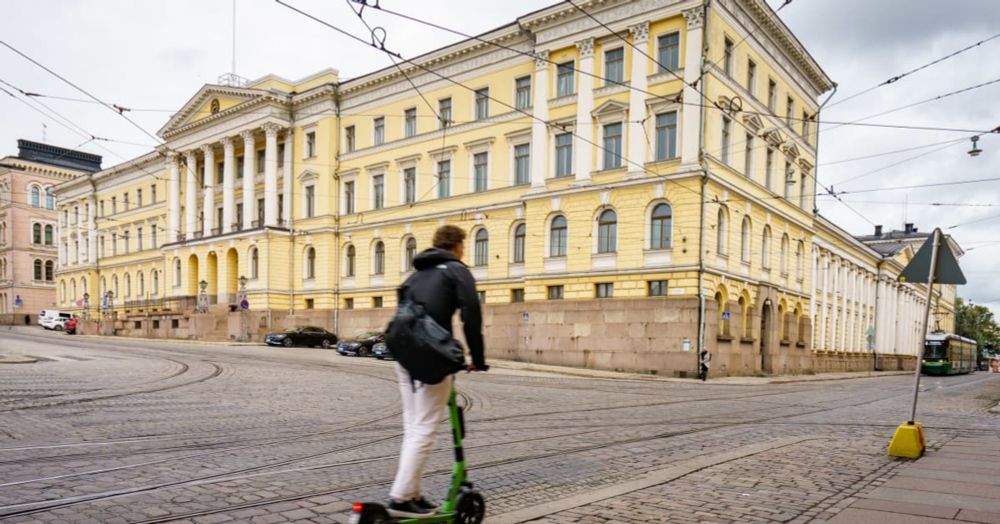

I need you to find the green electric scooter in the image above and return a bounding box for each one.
[349,385,486,524]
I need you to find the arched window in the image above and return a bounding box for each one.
[33,259,42,280]
[597,209,617,253]
[513,223,526,263]
[60,280,66,303]
[44,225,53,245]
[373,241,385,275]
[474,229,489,266]
[152,271,159,295]
[112,275,119,297]
[741,217,752,263]
[32,223,42,244]
[124,273,131,297]
[739,296,750,338]
[716,292,729,336]
[45,188,54,209]
[138,272,145,297]
[780,234,789,274]
[346,244,356,277]
[81,277,87,300]
[71,279,77,301]
[44,260,54,281]
[761,226,771,269]
[650,203,672,249]
[796,241,805,281]
[550,215,567,257]
[405,237,417,271]
[717,207,729,255]
[305,247,316,279]
[30,186,40,208]
[249,247,259,279]
[173,258,182,287]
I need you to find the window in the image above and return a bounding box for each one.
[151,226,157,248]
[346,245,356,277]
[373,175,385,209]
[33,259,42,280]
[717,207,729,255]
[112,233,118,256]
[404,108,417,137]
[741,217,751,263]
[152,271,159,295]
[216,161,224,184]
[305,247,316,279]
[135,188,142,208]
[784,161,793,199]
[595,283,613,299]
[123,230,130,254]
[513,223,526,263]
[473,152,488,192]
[723,37,734,76]
[747,59,757,96]
[475,88,490,120]
[404,168,416,204]
[602,123,623,169]
[137,226,143,251]
[786,97,795,127]
[44,225,53,246]
[124,193,130,210]
[477,290,486,303]
[655,112,678,161]
[547,285,564,300]
[250,247,259,279]
[237,156,244,179]
[439,98,452,128]
[44,260,54,281]
[550,216,567,257]
[604,47,623,83]
[761,226,771,269]
[556,61,575,96]
[256,150,265,174]
[515,76,531,109]
[799,173,808,209]
[555,133,573,177]
[32,223,41,244]
[514,144,531,185]
[767,79,777,112]
[304,185,315,217]
[373,296,383,308]
[648,280,668,296]
[802,111,811,141]
[373,241,385,274]
[650,203,672,249]
[511,289,525,303]
[151,184,157,203]
[305,131,316,157]
[345,125,356,152]
[437,160,451,199]
[111,196,117,214]
[30,186,40,208]
[720,117,732,164]
[305,298,314,310]
[780,234,789,274]
[405,237,417,271]
[257,197,265,226]
[100,200,105,216]
[796,241,805,280]
[658,33,680,71]
[345,297,354,310]
[174,258,181,287]
[597,209,617,253]
[45,188,54,209]
[138,272,145,296]
[744,133,754,177]
[474,229,489,266]
[344,181,355,214]
[765,147,775,190]
[373,118,385,145]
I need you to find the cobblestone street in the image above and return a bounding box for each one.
[1,327,998,523]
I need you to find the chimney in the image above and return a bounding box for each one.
[904,223,914,234]
[874,225,883,236]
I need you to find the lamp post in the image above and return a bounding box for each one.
[82,293,90,320]
[238,275,248,342]
[197,280,208,313]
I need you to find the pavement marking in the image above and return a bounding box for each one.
[488,435,816,524]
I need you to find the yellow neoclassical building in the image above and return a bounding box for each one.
[55,0,957,376]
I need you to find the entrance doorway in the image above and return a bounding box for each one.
[760,300,772,373]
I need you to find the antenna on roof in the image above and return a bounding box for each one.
[218,0,249,87]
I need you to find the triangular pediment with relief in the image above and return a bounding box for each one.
[591,99,629,118]
[782,143,801,160]
[742,113,765,133]
[157,84,271,137]
[761,128,786,147]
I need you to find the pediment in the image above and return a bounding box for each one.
[782,143,801,160]
[591,98,628,117]
[157,84,271,138]
[742,113,765,133]
[761,128,786,147]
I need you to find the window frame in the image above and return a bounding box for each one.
[654,111,678,161]
[555,132,573,177]
[603,46,624,84]
[657,32,681,72]
[514,76,532,110]
[549,215,568,258]
[474,88,490,120]
[556,61,575,97]
[597,208,618,254]
[404,107,417,138]
[601,122,623,170]
[474,228,489,267]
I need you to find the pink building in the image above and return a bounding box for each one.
[0,140,101,324]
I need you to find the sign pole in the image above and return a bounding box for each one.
[908,228,941,424]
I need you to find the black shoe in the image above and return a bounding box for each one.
[412,496,439,512]
[387,499,435,518]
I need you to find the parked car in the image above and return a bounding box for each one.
[264,326,337,348]
[64,317,79,335]
[372,342,392,360]
[42,315,70,331]
[39,310,71,328]
[336,332,385,357]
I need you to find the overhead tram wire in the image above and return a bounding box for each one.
[691,0,793,87]
[827,31,1000,110]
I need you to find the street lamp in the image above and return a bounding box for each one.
[969,136,982,157]
[238,275,248,290]
[197,280,208,313]
[105,291,114,320]
[83,292,90,320]
[238,275,248,342]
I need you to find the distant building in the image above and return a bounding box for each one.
[0,140,101,324]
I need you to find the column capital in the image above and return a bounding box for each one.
[628,21,650,44]
[239,129,256,143]
[221,136,235,151]
[534,51,550,71]
[682,6,705,30]
[263,122,283,138]
[575,37,594,58]
[200,143,215,156]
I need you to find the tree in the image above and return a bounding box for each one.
[954,298,1000,356]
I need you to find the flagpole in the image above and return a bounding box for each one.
[908,228,941,424]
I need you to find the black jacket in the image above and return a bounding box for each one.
[400,248,486,368]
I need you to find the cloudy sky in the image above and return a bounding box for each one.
[2,0,999,313]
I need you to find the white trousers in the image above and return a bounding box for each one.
[389,363,452,501]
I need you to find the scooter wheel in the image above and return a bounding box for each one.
[455,489,485,524]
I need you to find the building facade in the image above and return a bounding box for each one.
[54,0,957,375]
[1,140,101,324]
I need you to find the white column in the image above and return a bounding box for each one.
[839,264,848,352]
[240,130,256,228]
[281,130,292,225]
[75,200,82,264]
[681,7,705,166]
[818,253,828,351]
[87,196,96,263]
[530,52,549,191]
[626,21,650,176]
[167,153,180,243]
[201,144,216,234]
[184,150,198,238]
[574,38,595,184]
[222,137,236,233]
[848,269,857,352]
[809,249,818,346]
[263,123,280,226]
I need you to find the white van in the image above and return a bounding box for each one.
[39,310,72,329]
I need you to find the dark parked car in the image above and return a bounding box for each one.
[336,332,384,357]
[264,326,337,348]
[372,342,392,360]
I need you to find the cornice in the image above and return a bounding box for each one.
[0,158,89,181]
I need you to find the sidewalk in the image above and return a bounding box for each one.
[828,434,1000,523]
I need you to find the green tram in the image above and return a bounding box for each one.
[922,332,977,375]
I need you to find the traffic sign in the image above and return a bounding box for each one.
[240,299,249,310]
[721,311,731,320]
[14,295,22,308]
[899,230,965,285]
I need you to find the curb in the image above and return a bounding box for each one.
[73,334,258,347]
[0,356,38,364]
